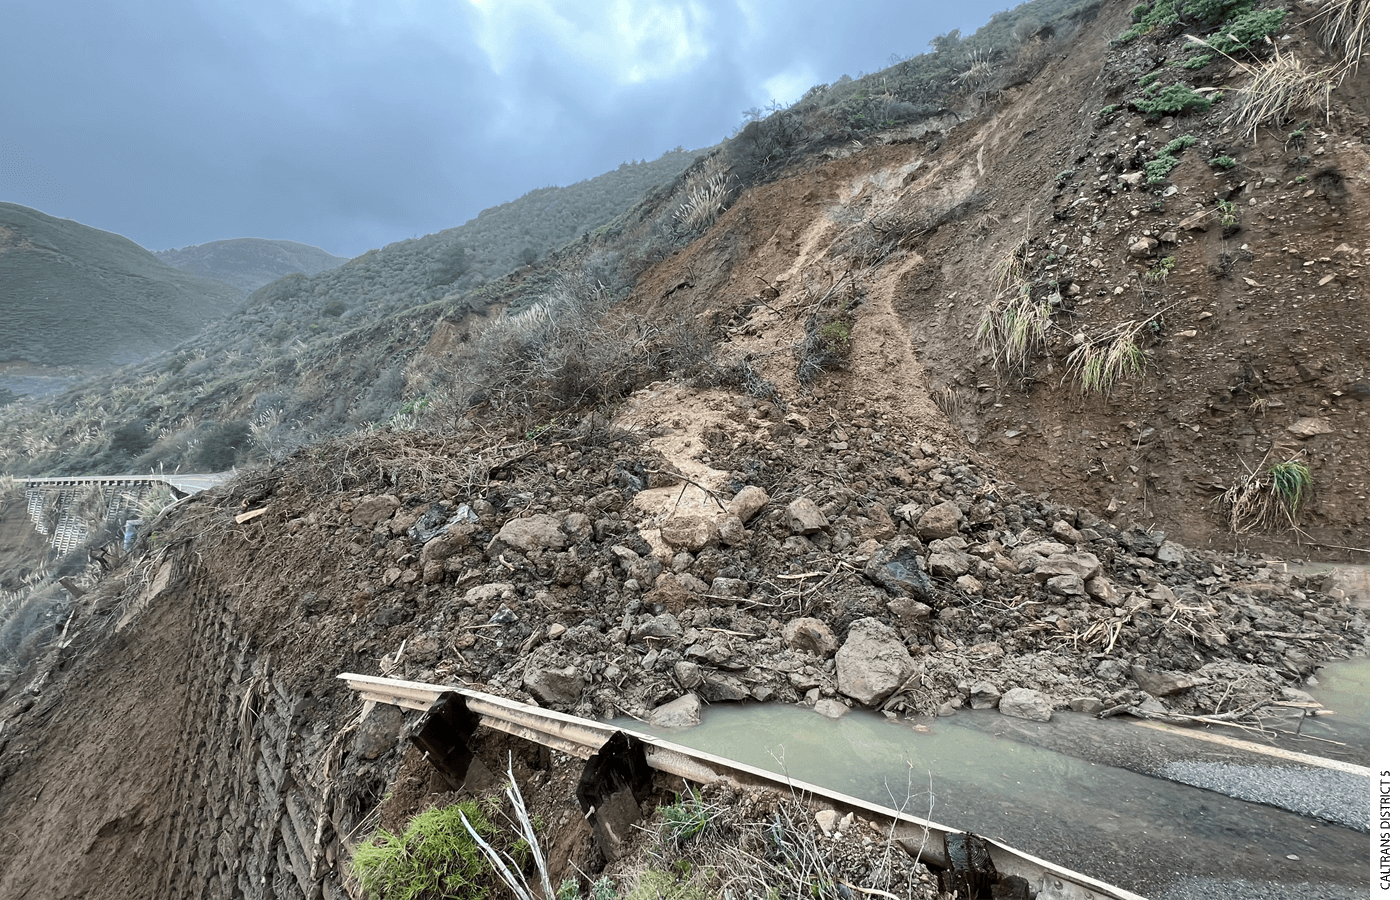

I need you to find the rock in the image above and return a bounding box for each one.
[730,486,770,523]
[1287,417,1335,438]
[955,574,984,594]
[634,613,683,642]
[1069,697,1106,715]
[611,545,658,587]
[709,576,748,599]
[561,512,594,543]
[999,688,1053,722]
[488,606,518,626]
[886,596,932,621]
[700,674,749,703]
[1050,520,1082,544]
[352,494,400,527]
[1119,171,1144,186]
[422,523,477,561]
[782,618,839,657]
[674,660,704,689]
[926,550,974,578]
[835,618,915,707]
[646,573,700,613]
[523,659,585,706]
[1155,540,1188,564]
[1128,236,1160,257]
[649,693,702,729]
[915,502,963,540]
[969,682,1002,710]
[404,634,440,664]
[388,507,419,536]
[860,504,898,540]
[547,623,567,639]
[661,516,718,552]
[1045,574,1085,597]
[716,514,747,547]
[1085,575,1119,603]
[865,538,934,602]
[494,514,568,552]
[787,497,829,534]
[1131,665,1195,696]
[813,698,850,719]
[353,703,403,760]
[815,809,840,835]
[1137,695,1170,715]
[464,583,514,605]
[1033,552,1102,582]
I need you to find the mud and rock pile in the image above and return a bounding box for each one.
[192,387,1363,736]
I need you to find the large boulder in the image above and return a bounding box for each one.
[835,618,915,707]
[1032,552,1102,582]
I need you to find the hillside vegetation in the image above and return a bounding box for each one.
[155,238,348,294]
[0,202,242,368]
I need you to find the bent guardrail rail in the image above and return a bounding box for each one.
[339,672,1146,900]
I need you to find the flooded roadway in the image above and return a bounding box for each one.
[623,658,1369,900]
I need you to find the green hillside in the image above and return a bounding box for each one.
[155,238,347,294]
[0,203,242,367]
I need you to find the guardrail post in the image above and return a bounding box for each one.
[576,731,653,861]
[407,692,481,790]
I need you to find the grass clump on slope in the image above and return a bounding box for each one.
[351,800,522,900]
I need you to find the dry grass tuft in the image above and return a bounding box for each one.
[976,233,1050,377]
[1218,455,1314,533]
[1312,0,1368,79]
[1065,321,1150,397]
[1220,47,1334,141]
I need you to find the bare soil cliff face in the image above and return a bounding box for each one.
[0,3,1369,898]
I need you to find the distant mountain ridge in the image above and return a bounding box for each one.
[155,238,347,294]
[0,202,242,368]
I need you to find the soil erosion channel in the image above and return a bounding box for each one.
[625,666,1369,900]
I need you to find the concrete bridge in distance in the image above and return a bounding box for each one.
[17,472,233,554]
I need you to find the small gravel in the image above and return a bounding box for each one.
[1157,877,1367,900]
[1157,760,1367,831]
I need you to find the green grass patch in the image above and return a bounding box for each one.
[350,800,520,900]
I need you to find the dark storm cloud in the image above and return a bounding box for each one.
[1,0,1011,258]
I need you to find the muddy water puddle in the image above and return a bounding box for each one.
[623,701,1367,899]
[1302,657,1369,753]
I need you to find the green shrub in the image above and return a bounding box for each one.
[1162,134,1199,154]
[1145,135,1198,183]
[1133,81,1215,116]
[1182,0,1255,22]
[1120,0,1179,41]
[1209,154,1237,168]
[1202,7,1287,54]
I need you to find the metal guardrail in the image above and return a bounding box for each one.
[339,673,1146,900]
[15,472,232,554]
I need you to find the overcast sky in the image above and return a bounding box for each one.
[0,0,1017,259]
